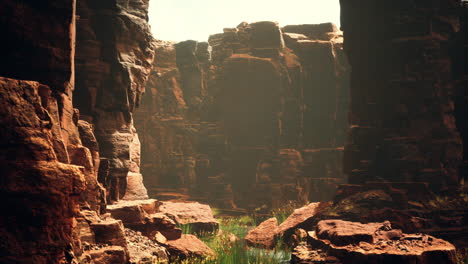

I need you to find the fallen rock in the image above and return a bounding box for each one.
[90,219,128,250]
[106,199,182,239]
[164,234,215,261]
[145,213,182,240]
[315,220,385,247]
[159,202,219,233]
[245,217,278,249]
[107,199,159,224]
[277,202,331,240]
[296,220,457,264]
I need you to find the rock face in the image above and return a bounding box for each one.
[292,220,457,264]
[0,1,96,262]
[0,0,156,263]
[134,22,350,209]
[454,2,468,186]
[340,0,462,191]
[0,78,87,264]
[75,0,155,203]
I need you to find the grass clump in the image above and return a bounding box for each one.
[176,216,291,264]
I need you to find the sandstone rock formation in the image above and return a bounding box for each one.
[0,0,156,263]
[291,220,457,264]
[164,234,216,261]
[340,0,462,191]
[107,199,182,240]
[159,201,220,234]
[134,21,350,210]
[245,202,331,249]
[245,217,279,249]
[75,0,155,203]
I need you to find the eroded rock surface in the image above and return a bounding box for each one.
[134,22,350,210]
[75,0,155,203]
[291,220,457,264]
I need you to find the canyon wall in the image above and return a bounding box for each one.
[75,0,156,203]
[0,1,88,263]
[134,22,350,209]
[0,0,155,262]
[454,2,468,186]
[340,0,463,191]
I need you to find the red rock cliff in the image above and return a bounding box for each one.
[134,22,350,208]
[74,0,156,203]
[340,0,463,191]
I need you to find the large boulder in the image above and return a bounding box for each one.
[90,219,128,250]
[164,234,215,261]
[245,217,279,249]
[159,201,219,233]
[277,202,331,240]
[107,199,182,240]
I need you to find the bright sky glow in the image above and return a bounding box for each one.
[148,0,341,42]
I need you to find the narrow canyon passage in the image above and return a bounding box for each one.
[0,0,466,264]
[134,21,350,210]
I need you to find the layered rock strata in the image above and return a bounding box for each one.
[0,0,156,263]
[134,22,350,209]
[75,0,155,203]
[291,220,457,264]
[340,0,462,191]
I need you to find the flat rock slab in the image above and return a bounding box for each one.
[90,219,128,249]
[159,201,219,233]
[107,199,182,240]
[165,234,215,261]
[107,199,158,225]
[303,220,457,264]
[245,217,278,249]
[316,219,385,246]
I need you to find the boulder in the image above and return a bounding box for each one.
[249,21,285,49]
[90,219,128,250]
[164,234,215,261]
[245,217,279,249]
[159,202,219,233]
[107,199,159,224]
[277,202,331,240]
[107,199,182,240]
[294,220,458,264]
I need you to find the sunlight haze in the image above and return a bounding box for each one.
[148,0,341,42]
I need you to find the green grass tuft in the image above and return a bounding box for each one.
[175,215,291,264]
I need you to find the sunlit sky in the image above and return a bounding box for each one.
[148,0,341,42]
